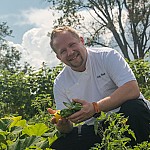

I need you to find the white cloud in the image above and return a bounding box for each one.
[19,8,61,28]
[12,8,61,69]
[21,27,60,69]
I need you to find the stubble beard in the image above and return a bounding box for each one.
[70,55,86,71]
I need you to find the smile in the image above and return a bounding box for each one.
[69,53,79,61]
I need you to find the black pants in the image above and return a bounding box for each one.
[51,125,101,150]
[51,99,150,150]
[118,99,150,146]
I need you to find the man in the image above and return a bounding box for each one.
[48,26,150,150]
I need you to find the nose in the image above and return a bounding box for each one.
[67,47,74,56]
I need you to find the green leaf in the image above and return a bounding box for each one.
[0,118,13,131]
[63,102,72,109]
[22,123,49,136]
[11,126,23,135]
[9,116,22,129]
[8,136,42,150]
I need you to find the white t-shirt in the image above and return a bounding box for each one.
[53,47,146,124]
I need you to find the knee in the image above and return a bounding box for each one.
[119,99,145,117]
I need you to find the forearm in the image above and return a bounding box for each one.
[97,80,140,112]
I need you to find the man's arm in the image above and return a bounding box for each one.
[68,80,140,123]
[97,80,140,112]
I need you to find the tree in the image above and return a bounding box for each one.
[0,22,29,72]
[46,0,150,60]
[0,22,12,43]
[0,43,22,72]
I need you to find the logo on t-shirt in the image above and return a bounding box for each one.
[97,73,105,78]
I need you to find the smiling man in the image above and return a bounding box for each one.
[51,27,87,72]
[48,26,150,150]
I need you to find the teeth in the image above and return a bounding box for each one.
[69,55,77,61]
[72,56,77,60]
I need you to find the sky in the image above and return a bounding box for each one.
[0,0,61,69]
[1,0,118,69]
[0,0,117,69]
[1,0,149,69]
[0,0,108,69]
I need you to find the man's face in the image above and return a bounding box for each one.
[53,31,87,72]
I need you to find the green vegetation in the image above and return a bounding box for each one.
[0,64,63,121]
[0,112,149,149]
[60,101,83,118]
[0,60,149,149]
[0,20,149,149]
[127,59,150,100]
[0,116,57,150]
[91,112,150,150]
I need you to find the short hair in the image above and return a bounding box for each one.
[50,26,80,53]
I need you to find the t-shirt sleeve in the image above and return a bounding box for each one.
[104,49,136,87]
[53,78,70,110]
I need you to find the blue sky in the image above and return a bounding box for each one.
[1,1,148,67]
[0,0,49,43]
[0,1,121,68]
[0,0,96,69]
[0,0,62,68]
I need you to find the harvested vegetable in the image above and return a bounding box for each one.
[60,101,82,118]
[54,110,61,122]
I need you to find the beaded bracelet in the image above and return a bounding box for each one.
[92,102,100,113]
[92,102,101,118]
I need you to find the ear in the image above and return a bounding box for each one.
[80,37,84,44]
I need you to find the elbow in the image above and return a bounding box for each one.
[131,83,140,99]
[134,89,140,99]
[127,80,140,99]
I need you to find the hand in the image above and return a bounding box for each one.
[68,99,95,123]
[47,108,73,133]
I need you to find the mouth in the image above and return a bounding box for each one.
[68,53,79,61]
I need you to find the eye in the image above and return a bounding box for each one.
[69,43,76,47]
[60,49,67,54]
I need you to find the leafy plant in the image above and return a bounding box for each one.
[127,59,150,99]
[60,101,83,118]
[91,112,150,150]
[0,116,56,150]
[0,64,63,120]
[92,112,134,149]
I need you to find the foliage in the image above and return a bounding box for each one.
[93,112,134,149]
[0,113,149,150]
[46,0,150,60]
[60,101,83,117]
[0,22,29,73]
[0,116,56,150]
[127,59,150,99]
[90,112,150,150]
[0,22,12,43]
[0,43,22,72]
[0,64,63,122]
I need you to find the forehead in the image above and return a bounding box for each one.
[53,31,79,48]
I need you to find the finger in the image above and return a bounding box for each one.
[47,108,56,114]
[70,116,83,123]
[57,118,68,126]
[51,117,64,125]
[68,112,84,124]
[72,98,85,104]
[68,110,81,119]
[51,117,57,124]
